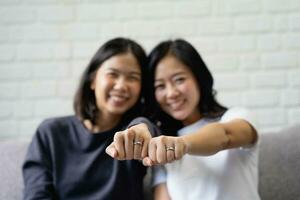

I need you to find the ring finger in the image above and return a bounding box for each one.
[166,143,175,163]
[133,136,143,160]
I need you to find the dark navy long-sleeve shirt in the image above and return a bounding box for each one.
[23,116,156,200]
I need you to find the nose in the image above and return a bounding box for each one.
[113,77,128,91]
[166,84,180,99]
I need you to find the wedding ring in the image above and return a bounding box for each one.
[133,141,142,146]
[166,146,175,151]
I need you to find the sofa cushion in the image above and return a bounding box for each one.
[0,140,28,200]
[258,124,300,200]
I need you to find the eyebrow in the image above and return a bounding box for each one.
[108,67,141,76]
[155,71,186,82]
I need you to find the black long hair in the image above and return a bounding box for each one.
[74,37,148,125]
[148,39,227,135]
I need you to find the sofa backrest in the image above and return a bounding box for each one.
[258,124,300,200]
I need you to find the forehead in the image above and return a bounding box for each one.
[100,52,141,73]
[155,54,192,79]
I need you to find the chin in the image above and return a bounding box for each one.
[108,107,129,115]
[170,113,187,121]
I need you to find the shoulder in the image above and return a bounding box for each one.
[221,107,254,121]
[36,115,76,137]
[220,107,257,128]
[39,115,75,130]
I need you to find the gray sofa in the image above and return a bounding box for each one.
[0,124,299,200]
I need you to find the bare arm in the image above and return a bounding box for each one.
[182,119,258,156]
[154,183,171,200]
[143,119,258,166]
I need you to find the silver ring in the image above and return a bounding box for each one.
[166,146,175,151]
[133,141,142,146]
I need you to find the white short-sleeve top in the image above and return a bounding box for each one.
[152,107,260,200]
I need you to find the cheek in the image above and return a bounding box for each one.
[95,79,108,93]
[131,82,142,97]
[155,90,164,104]
[182,80,198,94]
[179,82,190,92]
[184,82,200,102]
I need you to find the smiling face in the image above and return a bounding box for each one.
[154,54,201,125]
[91,52,142,120]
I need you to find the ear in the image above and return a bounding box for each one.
[90,81,95,90]
[90,73,96,90]
[90,69,99,90]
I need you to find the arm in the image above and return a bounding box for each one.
[22,127,56,200]
[182,119,257,156]
[151,164,171,200]
[154,183,171,200]
[144,118,257,166]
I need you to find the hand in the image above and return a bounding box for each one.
[106,123,152,160]
[142,135,187,166]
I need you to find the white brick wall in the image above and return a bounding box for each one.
[0,0,299,139]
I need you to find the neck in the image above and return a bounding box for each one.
[85,113,122,133]
[182,111,202,126]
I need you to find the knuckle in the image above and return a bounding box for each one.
[145,135,151,141]
[126,129,135,139]
[114,132,123,140]
[157,135,166,144]
[149,139,156,146]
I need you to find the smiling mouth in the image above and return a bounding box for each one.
[168,99,185,111]
[109,95,129,104]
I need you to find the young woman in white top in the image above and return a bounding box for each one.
[107,39,260,200]
[143,39,260,200]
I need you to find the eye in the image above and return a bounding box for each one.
[154,83,165,91]
[107,71,118,78]
[174,77,185,84]
[128,75,141,82]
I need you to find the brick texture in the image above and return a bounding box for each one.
[0,0,299,138]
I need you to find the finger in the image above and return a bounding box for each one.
[133,134,143,160]
[105,143,118,158]
[175,141,184,160]
[141,139,149,159]
[148,139,157,163]
[156,140,167,164]
[124,129,134,160]
[114,131,125,160]
[142,157,154,166]
[166,142,175,163]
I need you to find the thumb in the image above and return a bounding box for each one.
[142,157,154,166]
[106,143,118,158]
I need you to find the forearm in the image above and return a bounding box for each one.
[181,122,228,156]
[23,148,55,199]
[23,130,56,200]
[181,120,257,156]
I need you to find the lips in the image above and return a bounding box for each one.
[109,93,129,105]
[167,99,185,111]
